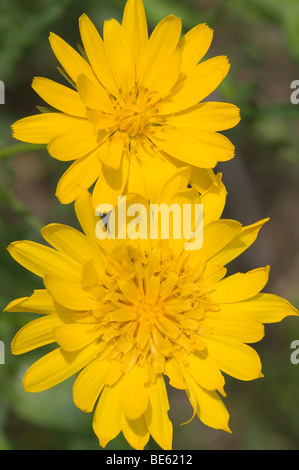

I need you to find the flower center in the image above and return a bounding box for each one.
[115,104,148,137]
[80,245,219,377]
[113,87,164,138]
[136,300,162,321]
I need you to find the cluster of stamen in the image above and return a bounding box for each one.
[88,85,166,144]
[112,86,163,138]
[79,245,219,379]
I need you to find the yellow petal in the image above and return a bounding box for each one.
[54,322,102,351]
[44,275,96,311]
[124,154,147,199]
[56,148,102,204]
[204,335,263,381]
[122,0,148,72]
[103,19,136,93]
[202,265,227,288]
[185,373,230,431]
[12,113,84,144]
[159,56,230,115]
[4,289,58,314]
[49,32,97,85]
[200,173,227,224]
[144,375,173,450]
[7,240,80,280]
[137,145,178,203]
[211,266,270,303]
[154,128,235,167]
[109,308,137,322]
[104,360,123,386]
[209,218,269,267]
[121,413,150,451]
[121,366,149,420]
[159,273,179,300]
[164,357,186,389]
[32,77,86,117]
[76,73,114,113]
[12,314,67,355]
[205,311,264,343]
[179,23,213,73]
[159,166,192,203]
[79,14,118,95]
[98,134,124,170]
[221,293,299,324]
[187,352,225,392]
[93,380,122,447]
[152,326,173,356]
[92,155,129,207]
[200,220,242,262]
[74,189,99,243]
[119,279,141,305]
[41,223,101,266]
[134,321,149,352]
[23,341,102,392]
[189,130,235,162]
[138,15,182,92]
[150,128,218,168]
[73,359,110,412]
[189,167,218,194]
[145,275,160,304]
[170,101,240,132]
[48,121,100,161]
[146,47,182,98]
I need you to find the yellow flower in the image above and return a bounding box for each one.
[5,170,297,450]
[11,0,240,205]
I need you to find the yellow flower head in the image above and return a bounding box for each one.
[12,0,240,205]
[5,172,297,450]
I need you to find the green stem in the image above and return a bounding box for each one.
[0,143,46,159]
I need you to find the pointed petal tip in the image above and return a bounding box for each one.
[79,12,87,21]
[48,31,57,42]
[7,241,20,253]
[180,405,197,426]
[98,438,108,448]
[3,296,26,313]
[218,386,226,397]
[55,187,71,205]
[79,13,93,29]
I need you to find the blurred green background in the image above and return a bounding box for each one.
[1,0,299,450]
